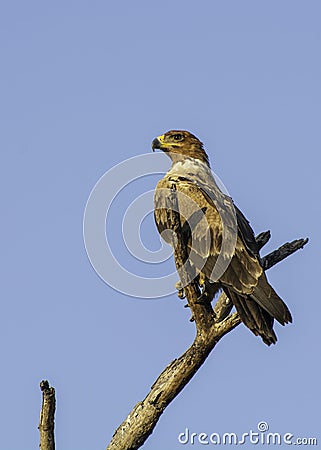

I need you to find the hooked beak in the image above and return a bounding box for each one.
[152,137,161,151]
[151,134,166,152]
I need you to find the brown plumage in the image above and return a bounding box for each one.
[153,130,292,345]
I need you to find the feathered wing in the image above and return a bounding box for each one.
[154,174,292,345]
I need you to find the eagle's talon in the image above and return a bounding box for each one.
[175,281,186,299]
[198,273,206,288]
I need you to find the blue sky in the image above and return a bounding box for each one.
[1,1,320,449]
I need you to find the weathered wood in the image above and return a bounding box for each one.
[166,184,216,332]
[262,238,309,270]
[39,380,56,450]
[106,185,308,450]
[256,230,271,250]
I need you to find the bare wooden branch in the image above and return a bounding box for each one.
[213,291,233,322]
[256,230,271,250]
[106,313,241,450]
[166,185,216,332]
[106,186,308,450]
[39,380,56,450]
[262,237,309,270]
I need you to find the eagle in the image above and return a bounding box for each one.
[152,130,292,345]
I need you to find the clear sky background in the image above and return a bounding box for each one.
[1,1,320,449]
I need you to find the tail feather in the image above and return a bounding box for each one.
[223,272,292,345]
[225,288,277,345]
[250,274,292,325]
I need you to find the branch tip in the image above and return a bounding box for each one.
[40,380,50,391]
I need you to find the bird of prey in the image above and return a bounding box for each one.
[152,130,292,345]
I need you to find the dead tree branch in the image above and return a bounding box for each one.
[262,237,309,270]
[39,380,56,450]
[106,185,308,450]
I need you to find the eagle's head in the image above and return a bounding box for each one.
[152,130,210,166]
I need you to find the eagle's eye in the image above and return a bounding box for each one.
[173,134,183,141]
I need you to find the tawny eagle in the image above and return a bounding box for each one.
[152,130,292,345]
